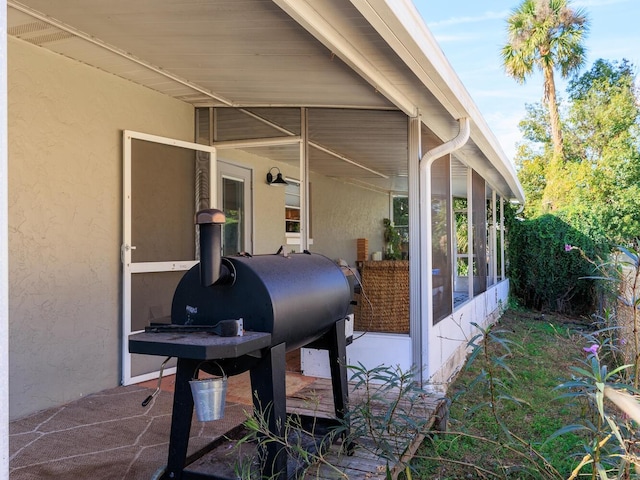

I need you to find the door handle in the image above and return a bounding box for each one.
[121,244,137,263]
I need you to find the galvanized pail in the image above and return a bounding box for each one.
[189,374,227,422]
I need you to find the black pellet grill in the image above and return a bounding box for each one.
[129,209,355,480]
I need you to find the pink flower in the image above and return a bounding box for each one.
[565,244,574,252]
[583,344,599,355]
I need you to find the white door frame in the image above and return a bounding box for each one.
[218,160,253,255]
[121,130,216,385]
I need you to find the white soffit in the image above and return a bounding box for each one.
[6,0,524,201]
[272,0,418,117]
[7,0,396,109]
[6,4,234,107]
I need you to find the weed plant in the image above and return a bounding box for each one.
[412,312,584,479]
[414,245,640,479]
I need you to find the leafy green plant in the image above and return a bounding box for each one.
[545,243,640,479]
[462,322,529,439]
[551,336,635,479]
[383,218,402,260]
[411,311,597,479]
[505,209,609,314]
[346,363,432,477]
[233,395,348,479]
[233,363,436,480]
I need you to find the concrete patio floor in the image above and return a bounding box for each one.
[9,369,446,480]
[8,370,316,480]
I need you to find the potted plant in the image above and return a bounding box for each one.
[383,218,402,260]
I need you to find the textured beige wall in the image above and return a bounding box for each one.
[213,153,388,262]
[310,173,388,265]
[215,149,298,255]
[8,38,194,419]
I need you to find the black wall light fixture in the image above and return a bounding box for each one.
[266,167,288,186]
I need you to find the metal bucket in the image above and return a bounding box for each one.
[189,374,227,422]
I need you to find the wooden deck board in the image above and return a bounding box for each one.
[286,377,447,480]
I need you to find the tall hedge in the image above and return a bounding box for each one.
[506,208,609,314]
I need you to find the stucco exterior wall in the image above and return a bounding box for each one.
[1,8,9,474]
[310,172,388,265]
[8,38,194,419]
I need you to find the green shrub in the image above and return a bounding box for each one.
[506,209,609,314]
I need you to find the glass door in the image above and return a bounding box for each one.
[218,161,252,255]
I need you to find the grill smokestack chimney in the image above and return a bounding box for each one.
[196,208,227,287]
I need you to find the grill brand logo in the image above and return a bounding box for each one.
[185,305,198,325]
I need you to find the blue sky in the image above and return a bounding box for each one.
[413,0,640,160]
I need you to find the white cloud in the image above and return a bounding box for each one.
[427,10,510,29]
[431,33,478,44]
[475,88,540,101]
[483,110,527,161]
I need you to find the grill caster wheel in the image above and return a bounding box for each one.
[150,465,166,480]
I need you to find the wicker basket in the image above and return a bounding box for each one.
[355,260,409,334]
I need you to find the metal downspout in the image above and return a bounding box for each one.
[418,117,470,386]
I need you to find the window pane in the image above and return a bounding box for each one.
[393,196,409,259]
[472,171,487,296]
[486,185,494,288]
[432,156,452,323]
[454,197,470,307]
[497,195,503,281]
[285,180,301,234]
[222,177,244,256]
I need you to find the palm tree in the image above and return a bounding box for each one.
[502,0,588,159]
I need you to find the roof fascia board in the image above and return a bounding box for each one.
[272,0,418,117]
[456,149,524,203]
[350,0,467,119]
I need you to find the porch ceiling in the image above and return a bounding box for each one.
[7,0,524,201]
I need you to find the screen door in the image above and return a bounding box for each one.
[122,130,216,385]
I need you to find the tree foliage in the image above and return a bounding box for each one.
[563,60,640,242]
[515,58,640,244]
[506,208,607,314]
[509,58,640,312]
[502,0,589,158]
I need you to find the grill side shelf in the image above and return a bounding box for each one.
[128,331,272,360]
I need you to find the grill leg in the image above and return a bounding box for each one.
[328,318,349,437]
[165,357,199,480]
[250,342,287,480]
